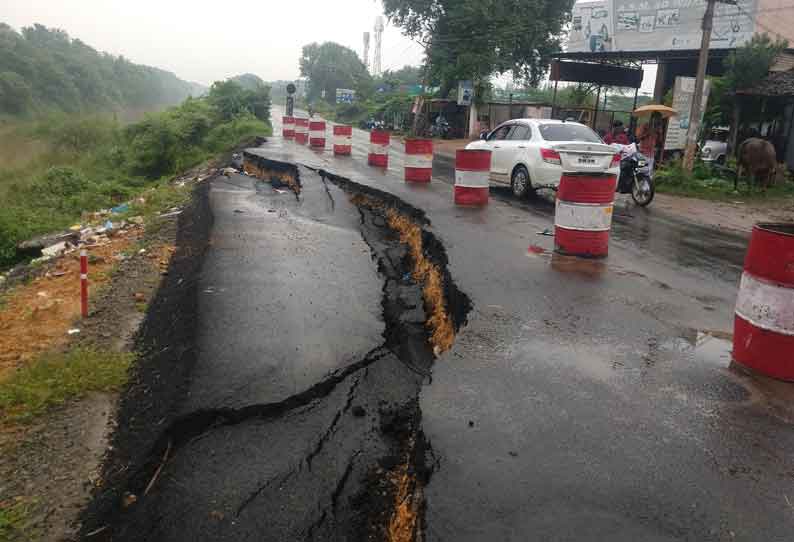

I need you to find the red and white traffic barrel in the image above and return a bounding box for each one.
[733,223,794,381]
[404,139,433,183]
[554,173,618,258]
[333,125,353,156]
[454,149,490,206]
[294,117,309,145]
[282,116,295,139]
[368,130,390,167]
[309,120,326,149]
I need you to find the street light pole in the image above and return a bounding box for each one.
[683,0,725,172]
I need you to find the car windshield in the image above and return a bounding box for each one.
[538,123,602,143]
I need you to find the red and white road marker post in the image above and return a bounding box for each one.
[333,125,353,156]
[80,249,89,318]
[733,223,794,381]
[454,149,490,206]
[368,130,390,168]
[404,139,433,183]
[554,170,618,259]
[309,120,326,149]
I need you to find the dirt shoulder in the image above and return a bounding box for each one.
[651,192,794,233]
[0,156,222,541]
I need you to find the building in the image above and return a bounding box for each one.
[566,0,794,102]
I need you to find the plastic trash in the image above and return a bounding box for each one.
[111,203,130,214]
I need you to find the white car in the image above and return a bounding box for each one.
[465,119,621,198]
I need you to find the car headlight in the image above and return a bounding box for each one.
[702,148,711,156]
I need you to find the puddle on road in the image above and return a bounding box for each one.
[550,252,607,278]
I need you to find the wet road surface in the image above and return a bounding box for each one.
[283,106,749,285]
[243,115,794,541]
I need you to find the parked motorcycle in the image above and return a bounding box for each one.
[430,116,451,139]
[614,143,655,207]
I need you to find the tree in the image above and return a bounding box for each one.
[383,0,573,96]
[206,79,271,123]
[707,34,788,154]
[0,71,32,113]
[299,42,373,103]
[381,65,424,88]
[0,23,202,116]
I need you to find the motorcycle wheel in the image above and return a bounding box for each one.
[631,174,655,207]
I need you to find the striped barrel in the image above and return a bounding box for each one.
[282,116,295,138]
[294,118,309,145]
[368,130,390,167]
[309,120,326,149]
[554,174,617,258]
[733,223,794,381]
[405,139,433,183]
[333,125,353,156]
[454,150,490,206]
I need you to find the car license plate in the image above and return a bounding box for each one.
[577,154,596,165]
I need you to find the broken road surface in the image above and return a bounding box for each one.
[94,161,465,541]
[85,118,794,542]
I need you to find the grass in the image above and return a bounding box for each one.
[0,498,37,542]
[0,348,133,425]
[655,160,794,202]
[0,106,271,269]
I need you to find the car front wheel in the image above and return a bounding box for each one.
[511,165,532,199]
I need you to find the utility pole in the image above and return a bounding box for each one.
[684,0,734,172]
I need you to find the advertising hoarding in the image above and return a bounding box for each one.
[569,0,759,53]
[569,1,614,53]
[458,80,474,106]
[663,76,712,151]
[336,89,355,104]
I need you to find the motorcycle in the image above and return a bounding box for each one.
[614,143,655,207]
[430,117,451,139]
[365,118,385,131]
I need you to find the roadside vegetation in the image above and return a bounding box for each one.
[0,23,203,117]
[0,79,272,268]
[0,348,133,424]
[655,159,794,201]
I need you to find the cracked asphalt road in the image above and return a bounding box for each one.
[240,114,794,542]
[102,163,451,541]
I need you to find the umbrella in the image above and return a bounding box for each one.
[632,104,678,118]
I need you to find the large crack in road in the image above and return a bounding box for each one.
[81,157,470,542]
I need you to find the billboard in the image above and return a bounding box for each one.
[569,1,614,53]
[336,88,355,104]
[457,80,474,106]
[664,76,711,151]
[569,0,759,53]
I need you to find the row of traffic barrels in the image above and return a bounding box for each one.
[282,115,487,203]
[284,119,794,384]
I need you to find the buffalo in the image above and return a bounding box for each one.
[736,137,777,189]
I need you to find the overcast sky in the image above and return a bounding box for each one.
[2,1,656,93]
[1,0,426,85]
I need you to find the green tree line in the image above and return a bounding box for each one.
[0,79,271,266]
[0,23,205,116]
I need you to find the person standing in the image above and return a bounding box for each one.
[604,120,630,145]
[636,112,663,173]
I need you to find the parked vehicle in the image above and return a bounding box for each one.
[613,143,655,206]
[465,119,620,198]
[700,126,729,164]
[430,116,452,139]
